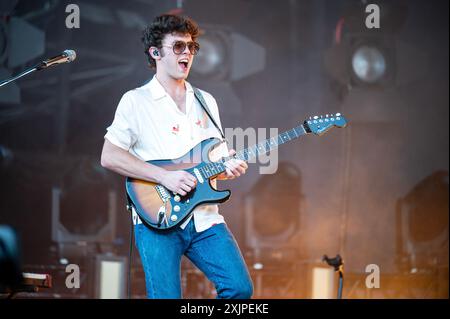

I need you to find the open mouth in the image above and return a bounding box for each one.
[178,59,189,72]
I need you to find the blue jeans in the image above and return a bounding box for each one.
[134,219,253,299]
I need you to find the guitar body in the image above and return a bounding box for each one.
[126,113,347,230]
[126,137,231,230]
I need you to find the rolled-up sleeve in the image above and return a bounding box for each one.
[104,92,139,151]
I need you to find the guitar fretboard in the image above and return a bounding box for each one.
[198,124,308,178]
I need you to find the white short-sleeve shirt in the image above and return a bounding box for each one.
[105,76,229,232]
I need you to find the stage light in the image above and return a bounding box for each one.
[325,37,394,91]
[311,266,335,299]
[189,25,265,119]
[324,1,408,94]
[191,26,265,82]
[351,45,386,84]
[192,31,228,79]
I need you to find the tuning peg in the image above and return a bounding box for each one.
[336,113,341,117]
[313,116,319,120]
[326,114,329,117]
[309,116,312,120]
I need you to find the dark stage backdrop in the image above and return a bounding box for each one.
[0,0,448,298]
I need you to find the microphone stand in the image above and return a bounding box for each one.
[0,66,36,88]
[323,254,344,299]
[0,62,49,88]
[0,57,65,88]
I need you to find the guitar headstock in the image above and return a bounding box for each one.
[304,113,347,136]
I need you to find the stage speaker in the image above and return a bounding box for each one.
[243,161,303,250]
[51,159,118,244]
[396,170,449,272]
[243,162,307,298]
[51,188,117,243]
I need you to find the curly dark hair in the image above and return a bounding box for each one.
[141,14,200,69]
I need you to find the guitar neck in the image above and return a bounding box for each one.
[199,124,310,178]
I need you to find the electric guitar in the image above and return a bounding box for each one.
[126,113,347,230]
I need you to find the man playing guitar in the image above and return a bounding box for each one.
[100,14,253,299]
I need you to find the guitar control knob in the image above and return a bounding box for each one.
[174,195,181,202]
[173,205,180,212]
[171,215,178,222]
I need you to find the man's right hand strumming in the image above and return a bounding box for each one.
[101,139,198,196]
[159,170,197,196]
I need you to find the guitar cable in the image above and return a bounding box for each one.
[128,214,133,299]
[126,201,134,299]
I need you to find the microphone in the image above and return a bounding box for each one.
[37,49,77,70]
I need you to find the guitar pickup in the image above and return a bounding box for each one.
[193,168,204,184]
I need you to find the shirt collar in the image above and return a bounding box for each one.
[148,75,194,100]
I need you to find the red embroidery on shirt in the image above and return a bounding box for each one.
[195,119,202,126]
[172,124,180,135]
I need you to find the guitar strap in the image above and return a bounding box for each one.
[193,87,227,143]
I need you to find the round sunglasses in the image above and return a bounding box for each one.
[161,40,200,55]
